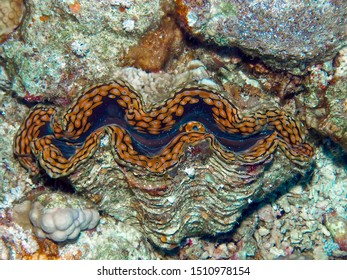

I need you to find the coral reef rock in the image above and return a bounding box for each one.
[0,0,163,101]
[298,49,347,152]
[175,0,347,71]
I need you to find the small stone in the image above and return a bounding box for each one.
[335,47,347,78]
[313,245,329,260]
[70,40,89,57]
[290,229,302,244]
[289,185,303,195]
[258,227,270,237]
[269,247,285,258]
[299,208,311,221]
[332,250,347,258]
[200,251,210,260]
[321,225,331,237]
[212,244,229,259]
[109,0,133,8]
[227,242,237,253]
[167,196,175,204]
[0,239,10,260]
[324,213,347,251]
[257,204,275,223]
[122,19,135,32]
[184,167,195,179]
[277,196,291,213]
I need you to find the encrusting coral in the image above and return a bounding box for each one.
[123,16,184,72]
[0,0,25,43]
